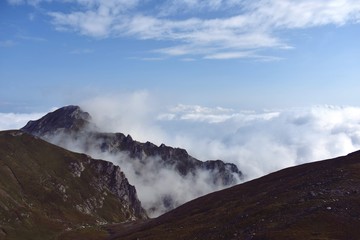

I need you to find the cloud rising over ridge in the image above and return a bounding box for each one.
[79,93,360,180]
[2,93,360,181]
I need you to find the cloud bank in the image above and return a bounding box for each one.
[78,93,360,181]
[160,104,360,179]
[2,93,360,182]
[7,0,360,59]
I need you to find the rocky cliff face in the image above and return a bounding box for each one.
[21,105,243,216]
[89,159,147,220]
[0,131,147,240]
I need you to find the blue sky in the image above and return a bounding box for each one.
[1,0,360,112]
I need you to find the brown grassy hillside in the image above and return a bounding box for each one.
[0,130,146,240]
[107,150,360,240]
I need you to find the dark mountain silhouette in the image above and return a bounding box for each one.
[0,130,147,240]
[21,106,243,215]
[22,105,94,136]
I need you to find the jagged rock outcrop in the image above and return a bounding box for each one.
[90,159,147,219]
[0,130,147,240]
[21,105,243,215]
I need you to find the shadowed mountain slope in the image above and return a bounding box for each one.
[105,151,360,240]
[0,130,147,240]
[21,106,243,215]
[22,105,93,136]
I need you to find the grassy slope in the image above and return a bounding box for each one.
[107,151,360,240]
[0,131,135,240]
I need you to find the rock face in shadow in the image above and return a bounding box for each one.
[22,105,93,136]
[21,106,243,215]
[89,159,147,220]
[0,130,147,240]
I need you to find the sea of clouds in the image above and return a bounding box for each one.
[2,91,360,181]
[77,92,360,180]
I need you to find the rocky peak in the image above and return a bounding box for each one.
[21,105,93,136]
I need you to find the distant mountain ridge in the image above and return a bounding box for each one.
[21,105,243,215]
[0,130,147,240]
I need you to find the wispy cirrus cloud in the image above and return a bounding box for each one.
[0,40,17,47]
[69,48,94,54]
[7,0,360,59]
[18,35,47,42]
[157,0,243,15]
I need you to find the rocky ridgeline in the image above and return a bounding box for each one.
[91,132,242,185]
[22,105,242,184]
[21,106,243,214]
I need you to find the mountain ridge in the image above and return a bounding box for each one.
[21,105,243,215]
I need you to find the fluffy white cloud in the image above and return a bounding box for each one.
[157,104,360,179]
[80,91,168,144]
[8,0,360,59]
[80,93,360,180]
